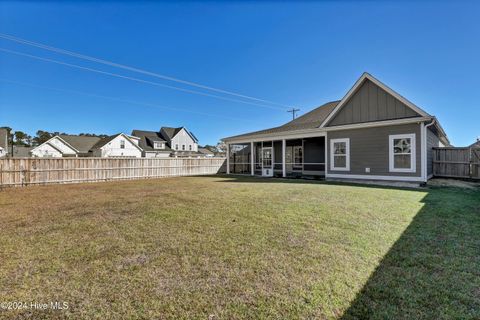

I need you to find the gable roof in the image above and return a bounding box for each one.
[59,135,101,154]
[161,126,199,143]
[321,72,430,127]
[90,133,144,152]
[131,129,172,152]
[469,139,480,148]
[198,147,214,155]
[223,100,339,141]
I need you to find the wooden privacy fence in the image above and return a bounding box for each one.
[433,147,480,180]
[0,157,227,187]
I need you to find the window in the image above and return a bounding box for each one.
[389,134,416,172]
[175,144,178,150]
[182,144,185,151]
[189,145,192,151]
[330,138,350,171]
[293,146,303,168]
[154,142,164,149]
[120,140,125,149]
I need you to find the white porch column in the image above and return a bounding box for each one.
[226,144,230,174]
[282,139,286,177]
[250,141,254,176]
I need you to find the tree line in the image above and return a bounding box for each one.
[0,127,108,147]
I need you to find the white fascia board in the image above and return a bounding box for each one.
[320,73,431,128]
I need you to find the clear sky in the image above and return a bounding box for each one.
[0,1,479,146]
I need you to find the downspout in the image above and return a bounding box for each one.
[424,118,436,182]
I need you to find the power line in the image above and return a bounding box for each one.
[0,47,285,111]
[0,32,290,109]
[0,78,255,122]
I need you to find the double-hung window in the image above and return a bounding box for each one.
[389,134,416,172]
[330,138,350,171]
[120,140,125,149]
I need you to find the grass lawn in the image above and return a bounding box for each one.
[0,176,479,319]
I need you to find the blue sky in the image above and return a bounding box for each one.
[0,1,479,146]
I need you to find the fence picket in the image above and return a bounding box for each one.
[0,157,226,187]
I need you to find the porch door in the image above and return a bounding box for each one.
[262,147,273,176]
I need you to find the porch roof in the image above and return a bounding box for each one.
[223,101,339,142]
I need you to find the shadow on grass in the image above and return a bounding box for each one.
[340,186,480,319]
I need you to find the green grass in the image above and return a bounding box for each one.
[0,176,478,319]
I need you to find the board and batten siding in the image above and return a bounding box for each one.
[426,127,443,176]
[170,128,198,152]
[328,79,420,126]
[327,123,422,177]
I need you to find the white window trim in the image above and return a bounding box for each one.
[389,133,416,173]
[330,138,350,171]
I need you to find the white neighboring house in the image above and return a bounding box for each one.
[0,128,8,157]
[90,133,142,158]
[31,133,141,158]
[160,127,199,156]
[132,126,200,158]
[30,135,94,157]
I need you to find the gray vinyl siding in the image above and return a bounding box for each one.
[427,127,442,177]
[328,79,420,126]
[327,123,422,177]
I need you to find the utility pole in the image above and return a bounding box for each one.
[287,108,300,120]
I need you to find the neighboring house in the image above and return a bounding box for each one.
[198,147,215,157]
[12,146,33,157]
[469,138,480,148]
[0,128,8,157]
[161,127,199,156]
[131,130,172,158]
[223,72,450,183]
[31,135,101,157]
[132,127,201,157]
[90,133,142,158]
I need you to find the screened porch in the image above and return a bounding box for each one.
[227,137,326,178]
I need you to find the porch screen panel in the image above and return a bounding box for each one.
[229,143,251,174]
[285,139,303,176]
[274,141,282,171]
[304,137,325,172]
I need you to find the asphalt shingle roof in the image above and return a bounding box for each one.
[131,130,172,152]
[224,101,339,140]
[59,135,102,154]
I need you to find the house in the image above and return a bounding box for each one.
[90,133,142,158]
[198,147,215,157]
[0,128,8,157]
[469,138,480,148]
[31,135,101,157]
[131,129,172,158]
[132,127,200,158]
[223,73,450,184]
[30,133,141,158]
[12,146,33,157]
